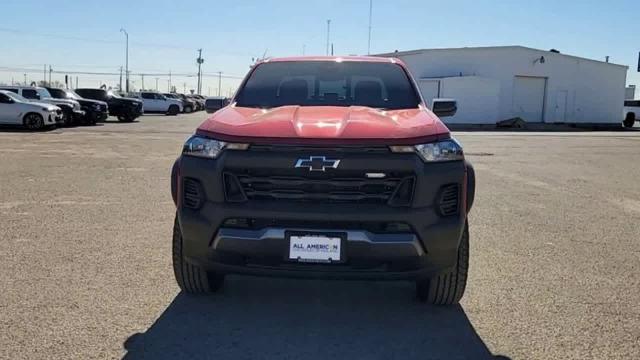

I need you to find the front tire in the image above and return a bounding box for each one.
[118,115,134,122]
[184,105,193,114]
[416,222,469,305]
[167,105,180,116]
[172,215,224,293]
[623,113,635,128]
[23,113,45,131]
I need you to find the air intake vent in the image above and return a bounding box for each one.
[183,178,203,209]
[438,184,459,216]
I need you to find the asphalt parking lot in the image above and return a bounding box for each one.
[1,113,639,359]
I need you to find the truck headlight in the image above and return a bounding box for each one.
[182,135,248,159]
[390,139,464,162]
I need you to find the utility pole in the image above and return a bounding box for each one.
[302,44,306,56]
[196,49,204,95]
[218,71,222,96]
[119,66,123,91]
[120,28,129,93]
[75,76,78,89]
[326,19,331,56]
[43,64,47,85]
[367,0,373,55]
[331,43,334,56]
[155,77,159,91]
[49,66,52,86]
[167,79,171,92]
[183,82,186,94]
[141,74,145,90]
[168,70,172,92]
[23,73,27,86]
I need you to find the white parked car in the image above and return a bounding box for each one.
[134,92,183,115]
[0,90,62,130]
[0,86,83,126]
[623,100,639,128]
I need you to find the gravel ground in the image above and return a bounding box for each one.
[0,114,638,360]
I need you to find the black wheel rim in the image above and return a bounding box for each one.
[25,114,42,130]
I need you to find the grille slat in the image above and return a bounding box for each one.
[249,145,390,154]
[228,170,412,205]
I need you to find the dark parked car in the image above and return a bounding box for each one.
[74,89,143,122]
[45,87,108,125]
[204,96,229,113]
[164,93,195,113]
[189,94,205,111]
[175,93,200,112]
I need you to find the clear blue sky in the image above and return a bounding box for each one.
[0,0,638,95]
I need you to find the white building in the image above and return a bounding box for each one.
[378,46,628,125]
[626,85,636,100]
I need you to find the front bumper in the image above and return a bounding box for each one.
[174,150,473,280]
[72,110,85,121]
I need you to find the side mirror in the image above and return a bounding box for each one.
[431,99,457,117]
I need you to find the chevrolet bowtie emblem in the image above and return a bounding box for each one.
[294,156,341,172]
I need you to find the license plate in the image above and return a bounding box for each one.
[289,234,341,263]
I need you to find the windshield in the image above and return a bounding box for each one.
[235,61,420,110]
[67,91,82,100]
[36,88,52,99]
[47,88,67,99]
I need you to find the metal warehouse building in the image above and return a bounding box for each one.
[378,46,628,125]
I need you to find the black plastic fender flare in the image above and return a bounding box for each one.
[465,161,475,213]
[171,157,180,206]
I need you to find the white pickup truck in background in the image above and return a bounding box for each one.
[624,100,639,128]
[133,92,183,115]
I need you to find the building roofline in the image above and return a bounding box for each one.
[375,45,629,69]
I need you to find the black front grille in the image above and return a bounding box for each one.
[223,218,413,233]
[438,184,459,216]
[183,177,203,209]
[226,170,414,206]
[249,144,390,154]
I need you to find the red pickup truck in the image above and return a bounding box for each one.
[171,56,475,305]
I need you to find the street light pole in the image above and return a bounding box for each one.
[367,0,373,55]
[196,49,204,95]
[326,19,331,56]
[120,28,129,93]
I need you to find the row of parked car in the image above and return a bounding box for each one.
[131,92,229,115]
[0,85,229,130]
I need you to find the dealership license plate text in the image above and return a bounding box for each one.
[289,235,341,262]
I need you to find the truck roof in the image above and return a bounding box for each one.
[259,55,403,65]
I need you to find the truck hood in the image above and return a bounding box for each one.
[77,98,108,107]
[24,100,56,109]
[45,98,77,106]
[196,105,450,144]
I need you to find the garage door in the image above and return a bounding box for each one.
[512,76,547,122]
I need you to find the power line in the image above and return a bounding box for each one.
[0,66,245,79]
[0,26,258,54]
